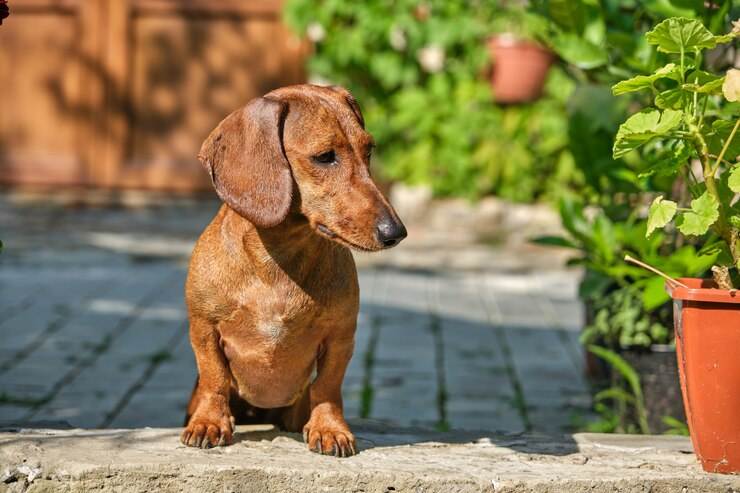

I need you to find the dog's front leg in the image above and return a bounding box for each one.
[181,316,234,448]
[304,335,356,457]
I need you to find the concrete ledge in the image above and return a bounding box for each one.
[1,423,738,492]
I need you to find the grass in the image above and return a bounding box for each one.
[0,392,50,408]
[359,314,382,419]
[148,349,172,365]
[494,327,532,432]
[429,314,450,432]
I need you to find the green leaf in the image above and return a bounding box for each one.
[611,63,679,95]
[714,33,738,46]
[695,77,725,95]
[729,167,740,193]
[682,70,725,95]
[654,88,684,110]
[642,275,670,311]
[645,17,717,54]
[667,0,703,9]
[594,387,636,405]
[639,140,691,177]
[662,415,689,436]
[677,191,720,236]
[707,120,740,163]
[551,33,608,69]
[613,109,683,158]
[531,235,577,248]
[558,197,592,243]
[588,345,650,434]
[544,0,587,33]
[647,196,678,236]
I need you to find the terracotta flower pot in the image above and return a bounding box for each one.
[488,34,553,104]
[667,278,740,474]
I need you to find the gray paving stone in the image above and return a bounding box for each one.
[501,328,589,430]
[542,298,585,331]
[0,266,179,422]
[433,273,497,324]
[31,283,186,427]
[0,201,595,437]
[432,275,525,432]
[0,284,39,318]
[0,404,29,423]
[106,386,192,428]
[369,273,438,426]
[365,270,435,316]
[342,314,373,419]
[104,333,194,429]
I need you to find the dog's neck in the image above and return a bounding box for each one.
[221,206,339,288]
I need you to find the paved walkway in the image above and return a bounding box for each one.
[0,196,589,434]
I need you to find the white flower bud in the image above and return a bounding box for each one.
[389,26,407,51]
[417,44,445,73]
[723,68,740,102]
[306,22,326,43]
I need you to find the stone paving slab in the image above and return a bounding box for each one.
[0,265,590,434]
[0,425,736,493]
[0,198,593,435]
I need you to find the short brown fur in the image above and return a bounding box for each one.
[181,85,405,457]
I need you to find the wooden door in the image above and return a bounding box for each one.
[0,0,103,187]
[0,0,306,191]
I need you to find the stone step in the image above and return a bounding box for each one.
[0,424,736,492]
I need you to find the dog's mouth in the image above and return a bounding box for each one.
[316,224,378,252]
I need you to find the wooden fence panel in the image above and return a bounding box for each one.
[0,0,306,191]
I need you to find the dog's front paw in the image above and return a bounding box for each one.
[181,413,234,449]
[303,419,356,457]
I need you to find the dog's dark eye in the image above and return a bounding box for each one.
[312,150,336,165]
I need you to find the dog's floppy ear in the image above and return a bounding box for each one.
[198,97,292,228]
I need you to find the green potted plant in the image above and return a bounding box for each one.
[537,198,715,433]
[488,8,553,104]
[611,17,740,473]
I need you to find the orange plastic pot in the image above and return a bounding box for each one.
[488,35,553,104]
[667,278,740,474]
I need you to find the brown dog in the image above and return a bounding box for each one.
[181,85,406,456]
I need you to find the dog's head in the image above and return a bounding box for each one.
[198,84,406,251]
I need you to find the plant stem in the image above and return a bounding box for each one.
[624,255,689,288]
[712,119,740,266]
[708,153,735,167]
[712,118,740,174]
[698,94,709,129]
[689,125,733,251]
[692,73,699,120]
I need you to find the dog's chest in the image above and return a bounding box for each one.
[217,289,326,407]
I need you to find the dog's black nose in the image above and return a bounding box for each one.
[376,216,407,248]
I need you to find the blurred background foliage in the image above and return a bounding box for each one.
[284,0,735,203]
[284,0,576,202]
